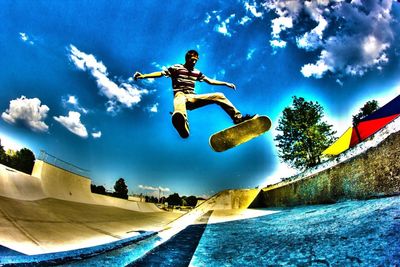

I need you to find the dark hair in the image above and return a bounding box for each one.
[185,50,199,61]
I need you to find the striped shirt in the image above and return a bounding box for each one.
[161,64,206,94]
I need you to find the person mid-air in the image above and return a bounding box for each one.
[134,50,255,139]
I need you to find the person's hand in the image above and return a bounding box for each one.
[227,83,236,90]
[134,72,143,81]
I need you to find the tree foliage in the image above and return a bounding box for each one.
[275,96,336,170]
[0,143,6,164]
[14,148,35,174]
[113,178,128,199]
[185,195,198,207]
[91,184,106,195]
[0,140,35,174]
[352,100,379,124]
[166,193,182,206]
[145,196,159,203]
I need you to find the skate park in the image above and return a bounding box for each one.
[0,118,399,266]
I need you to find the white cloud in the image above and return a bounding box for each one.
[296,15,328,51]
[239,16,251,25]
[145,78,155,84]
[62,95,89,114]
[264,0,396,79]
[54,111,88,138]
[362,35,390,63]
[1,96,49,132]
[19,32,34,45]
[159,186,170,192]
[336,79,344,87]
[301,62,328,78]
[301,54,330,78]
[149,103,158,113]
[215,22,230,36]
[204,13,212,24]
[92,130,102,138]
[19,32,28,42]
[67,95,78,105]
[246,48,256,60]
[270,39,287,48]
[105,100,120,115]
[68,45,149,113]
[244,1,263,18]
[151,62,169,71]
[206,12,236,37]
[139,185,170,192]
[264,0,302,18]
[271,16,293,38]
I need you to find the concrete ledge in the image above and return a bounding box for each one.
[259,131,400,207]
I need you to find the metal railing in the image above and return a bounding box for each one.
[37,150,90,178]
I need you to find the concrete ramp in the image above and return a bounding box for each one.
[0,196,180,255]
[0,162,180,256]
[0,164,46,201]
[198,188,261,211]
[32,160,93,203]
[25,160,162,212]
[0,161,263,262]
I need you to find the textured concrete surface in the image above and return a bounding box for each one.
[0,162,180,256]
[55,209,278,266]
[191,196,400,266]
[56,196,400,266]
[260,131,400,207]
[0,196,180,255]
[0,162,261,260]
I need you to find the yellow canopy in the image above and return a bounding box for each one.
[323,127,353,155]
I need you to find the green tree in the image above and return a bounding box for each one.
[159,196,166,204]
[144,196,158,203]
[14,148,35,174]
[4,149,16,168]
[113,178,128,199]
[352,100,379,124]
[166,193,182,206]
[0,145,35,174]
[185,196,198,207]
[0,140,6,165]
[181,196,188,206]
[91,184,106,195]
[275,96,336,170]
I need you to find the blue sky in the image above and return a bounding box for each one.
[1,0,399,197]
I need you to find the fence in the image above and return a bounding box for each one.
[37,150,90,178]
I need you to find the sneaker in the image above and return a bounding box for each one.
[172,112,190,138]
[233,114,257,124]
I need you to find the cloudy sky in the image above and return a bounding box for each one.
[1,0,399,197]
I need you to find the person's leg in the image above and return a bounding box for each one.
[173,92,188,117]
[186,93,243,122]
[172,92,190,138]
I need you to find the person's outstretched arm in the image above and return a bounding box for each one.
[203,77,236,90]
[134,71,164,80]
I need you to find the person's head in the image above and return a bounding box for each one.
[185,50,199,67]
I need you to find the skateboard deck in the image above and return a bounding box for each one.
[209,115,272,152]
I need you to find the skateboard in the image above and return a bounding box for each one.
[209,115,272,152]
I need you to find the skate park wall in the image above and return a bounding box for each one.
[0,160,161,212]
[0,164,46,201]
[207,188,261,210]
[256,131,400,207]
[32,160,93,203]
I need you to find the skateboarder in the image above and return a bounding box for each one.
[134,50,255,138]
